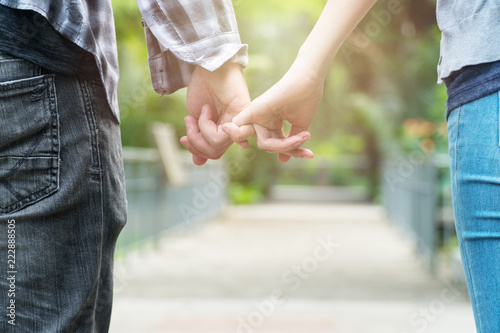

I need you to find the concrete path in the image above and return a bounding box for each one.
[109,203,476,333]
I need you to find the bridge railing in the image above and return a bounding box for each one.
[116,146,227,255]
[381,153,454,273]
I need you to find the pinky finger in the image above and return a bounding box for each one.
[278,148,314,163]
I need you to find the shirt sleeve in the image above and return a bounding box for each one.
[136,0,248,95]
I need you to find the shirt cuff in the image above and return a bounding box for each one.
[143,22,248,95]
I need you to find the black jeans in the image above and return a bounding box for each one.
[0,51,127,332]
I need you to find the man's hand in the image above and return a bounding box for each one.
[180,62,254,165]
[222,61,321,163]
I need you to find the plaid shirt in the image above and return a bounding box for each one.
[137,0,248,95]
[0,0,120,118]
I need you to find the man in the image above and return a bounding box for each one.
[0,0,249,331]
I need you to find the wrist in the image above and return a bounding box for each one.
[292,48,330,86]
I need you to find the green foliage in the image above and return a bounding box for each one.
[233,0,325,24]
[228,182,264,204]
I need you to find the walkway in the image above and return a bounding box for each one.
[109,203,475,333]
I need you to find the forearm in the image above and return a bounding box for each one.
[296,0,377,81]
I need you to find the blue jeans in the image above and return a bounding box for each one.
[0,51,126,332]
[448,91,500,332]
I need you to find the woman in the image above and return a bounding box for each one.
[223,0,500,331]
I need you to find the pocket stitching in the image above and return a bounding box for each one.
[0,174,58,213]
[80,80,101,173]
[498,91,500,148]
[0,75,60,214]
[454,106,462,174]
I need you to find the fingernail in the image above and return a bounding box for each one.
[221,126,229,134]
[184,118,190,129]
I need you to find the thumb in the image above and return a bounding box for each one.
[221,123,255,143]
[232,98,271,126]
[231,104,255,127]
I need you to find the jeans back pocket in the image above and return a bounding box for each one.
[0,74,60,215]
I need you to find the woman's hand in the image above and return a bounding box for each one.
[222,0,376,163]
[222,61,324,163]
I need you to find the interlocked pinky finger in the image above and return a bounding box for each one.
[277,148,314,163]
